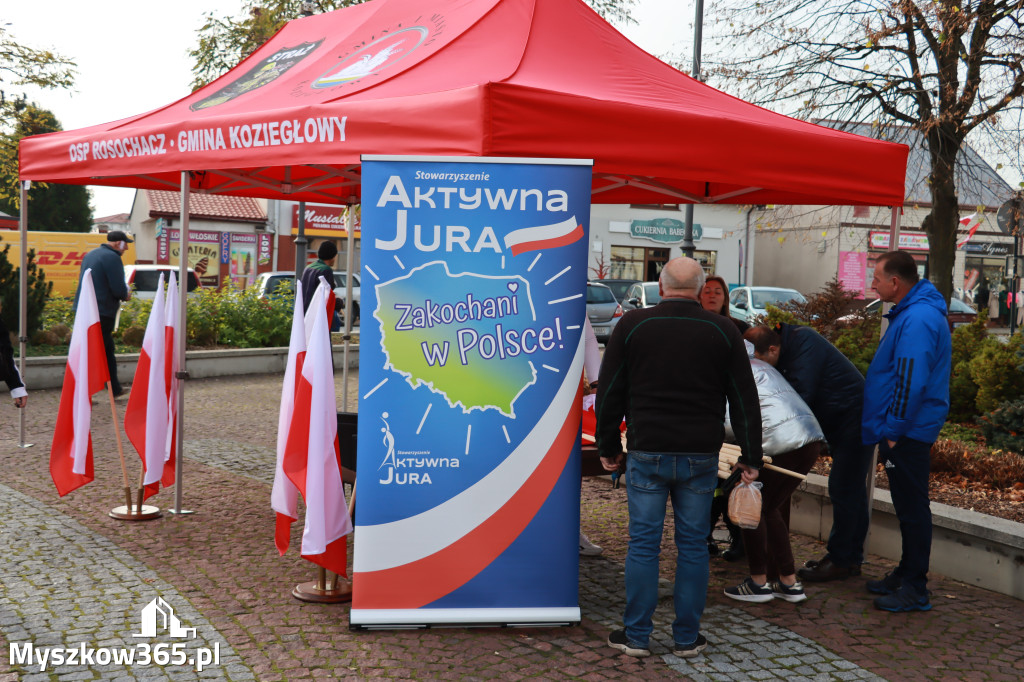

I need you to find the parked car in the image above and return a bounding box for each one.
[590,278,641,305]
[622,281,662,310]
[253,270,361,323]
[728,286,806,323]
[124,265,199,300]
[856,297,978,331]
[586,282,623,344]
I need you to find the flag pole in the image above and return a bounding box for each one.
[107,384,161,520]
[109,381,133,511]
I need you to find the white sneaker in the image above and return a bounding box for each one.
[579,531,603,556]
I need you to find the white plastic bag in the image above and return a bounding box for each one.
[728,481,764,530]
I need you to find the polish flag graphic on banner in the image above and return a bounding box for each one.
[50,269,110,497]
[162,272,181,491]
[504,216,583,256]
[281,280,352,574]
[956,213,981,249]
[124,275,168,500]
[272,279,307,555]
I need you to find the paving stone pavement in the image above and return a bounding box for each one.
[2,373,1023,681]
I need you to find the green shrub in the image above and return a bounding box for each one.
[979,399,1024,456]
[40,296,75,331]
[970,333,1024,414]
[948,315,993,422]
[830,317,880,377]
[0,243,53,337]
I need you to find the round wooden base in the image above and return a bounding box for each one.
[292,578,353,603]
[109,505,163,521]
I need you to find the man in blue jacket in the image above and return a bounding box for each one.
[75,231,132,397]
[862,250,951,612]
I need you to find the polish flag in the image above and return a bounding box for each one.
[282,279,352,574]
[956,214,981,248]
[50,270,110,496]
[504,216,584,256]
[161,272,181,491]
[272,279,307,555]
[124,275,168,500]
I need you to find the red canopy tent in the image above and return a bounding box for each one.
[19,0,907,206]
[17,0,908,511]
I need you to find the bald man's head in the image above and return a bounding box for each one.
[659,257,705,299]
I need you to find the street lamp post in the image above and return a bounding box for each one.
[681,0,704,258]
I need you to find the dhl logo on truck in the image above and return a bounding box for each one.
[36,251,88,266]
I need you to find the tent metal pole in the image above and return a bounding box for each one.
[17,181,33,448]
[341,199,356,409]
[681,0,704,259]
[172,172,193,515]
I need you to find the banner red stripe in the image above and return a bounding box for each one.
[353,384,582,608]
[509,224,583,256]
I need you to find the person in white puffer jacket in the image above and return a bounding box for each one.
[722,328,825,604]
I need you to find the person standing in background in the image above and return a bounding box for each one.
[0,299,28,408]
[862,250,951,612]
[75,231,132,397]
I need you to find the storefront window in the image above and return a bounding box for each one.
[610,246,645,280]
[694,250,717,275]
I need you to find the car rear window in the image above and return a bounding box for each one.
[133,270,199,293]
[587,286,616,304]
[753,289,804,308]
[264,275,295,296]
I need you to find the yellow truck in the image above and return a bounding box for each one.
[0,231,136,297]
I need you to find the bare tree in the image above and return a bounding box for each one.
[703,0,1024,299]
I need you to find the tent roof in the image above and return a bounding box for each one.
[19,0,908,207]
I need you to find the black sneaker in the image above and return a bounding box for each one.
[607,629,651,658]
[770,580,807,603]
[866,572,902,595]
[724,577,773,603]
[874,587,932,612]
[673,633,707,658]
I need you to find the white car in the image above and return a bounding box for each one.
[253,270,361,322]
[124,265,199,300]
[728,286,806,323]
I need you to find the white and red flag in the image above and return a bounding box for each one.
[50,269,110,496]
[504,216,583,256]
[124,275,168,500]
[957,213,981,248]
[279,279,352,574]
[161,272,181,492]
[272,279,307,555]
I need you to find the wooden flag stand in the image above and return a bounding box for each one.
[292,480,355,603]
[106,383,162,521]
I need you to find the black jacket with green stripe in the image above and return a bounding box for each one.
[595,297,763,468]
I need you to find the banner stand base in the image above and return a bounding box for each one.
[16,442,34,448]
[292,577,353,604]
[165,508,196,516]
[109,505,163,521]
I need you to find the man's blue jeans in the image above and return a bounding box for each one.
[623,450,718,649]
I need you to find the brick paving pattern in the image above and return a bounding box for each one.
[1,373,1022,680]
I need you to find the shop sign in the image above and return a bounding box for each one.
[964,241,1013,257]
[869,231,930,251]
[838,251,867,298]
[165,229,221,286]
[629,218,701,243]
[291,203,361,237]
[258,233,272,265]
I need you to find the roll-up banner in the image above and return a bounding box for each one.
[351,156,593,628]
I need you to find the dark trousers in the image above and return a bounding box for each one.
[99,315,121,394]
[742,442,822,580]
[824,428,875,567]
[880,438,932,595]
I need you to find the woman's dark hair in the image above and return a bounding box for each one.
[701,276,731,316]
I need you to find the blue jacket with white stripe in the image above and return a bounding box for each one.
[862,279,951,445]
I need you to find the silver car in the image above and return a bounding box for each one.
[586,282,623,344]
[728,286,806,323]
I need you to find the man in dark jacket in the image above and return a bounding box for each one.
[596,256,762,660]
[753,322,874,583]
[75,231,132,397]
[862,250,951,612]
[300,241,338,312]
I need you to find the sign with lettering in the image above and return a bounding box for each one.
[352,156,592,628]
[629,218,701,243]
